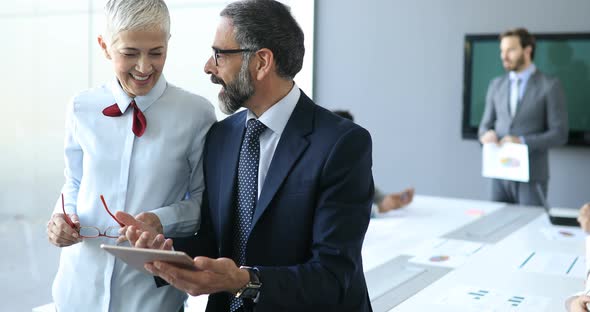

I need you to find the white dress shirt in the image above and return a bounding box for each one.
[52,75,216,312]
[246,83,300,197]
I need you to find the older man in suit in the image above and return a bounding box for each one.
[118,1,374,311]
[479,28,568,206]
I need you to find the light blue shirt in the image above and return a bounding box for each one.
[52,75,216,312]
[509,63,536,103]
[246,83,300,197]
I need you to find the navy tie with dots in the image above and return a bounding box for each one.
[230,118,267,312]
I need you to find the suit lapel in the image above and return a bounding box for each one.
[514,71,539,119]
[251,93,314,228]
[218,113,246,256]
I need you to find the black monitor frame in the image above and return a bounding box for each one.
[462,32,590,146]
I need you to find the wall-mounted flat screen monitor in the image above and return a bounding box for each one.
[462,33,590,146]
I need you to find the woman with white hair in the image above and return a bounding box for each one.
[46,0,215,310]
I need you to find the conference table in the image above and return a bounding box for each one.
[185,195,585,312]
[363,195,584,312]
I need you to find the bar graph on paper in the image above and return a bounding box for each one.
[436,285,550,311]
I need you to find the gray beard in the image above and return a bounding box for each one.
[218,60,255,115]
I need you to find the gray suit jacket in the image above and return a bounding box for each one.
[478,70,568,182]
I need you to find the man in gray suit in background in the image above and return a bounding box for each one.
[479,27,568,206]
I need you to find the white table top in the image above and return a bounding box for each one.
[363,195,505,271]
[363,195,584,312]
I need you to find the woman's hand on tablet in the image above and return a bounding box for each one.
[115,211,162,245]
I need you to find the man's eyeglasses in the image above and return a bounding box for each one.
[61,193,124,238]
[212,47,256,66]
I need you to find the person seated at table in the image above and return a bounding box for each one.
[577,202,590,232]
[332,110,415,216]
[374,187,415,215]
[568,293,590,312]
[565,202,590,311]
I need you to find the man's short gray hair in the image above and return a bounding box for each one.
[103,0,171,44]
[221,0,305,79]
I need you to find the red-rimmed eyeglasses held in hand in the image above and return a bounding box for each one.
[61,193,125,238]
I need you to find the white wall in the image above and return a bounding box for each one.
[314,0,590,208]
[0,0,314,218]
[1,3,90,218]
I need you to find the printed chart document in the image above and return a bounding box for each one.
[362,218,413,271]
[539,225,585,242]
[407,238,486,268]
[482,143,529,182]
[515,250,585,278]
[435,285,550,312]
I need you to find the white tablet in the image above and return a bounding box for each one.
[100,244,195,275]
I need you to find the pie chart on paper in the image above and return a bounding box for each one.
[429,255,450,262]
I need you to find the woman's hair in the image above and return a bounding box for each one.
[103,0,171,44]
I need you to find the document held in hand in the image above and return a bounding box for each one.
[482,142,529,182]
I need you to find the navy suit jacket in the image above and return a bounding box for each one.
[179,91,374,312]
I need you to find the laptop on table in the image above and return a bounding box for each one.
[535,184,579,227]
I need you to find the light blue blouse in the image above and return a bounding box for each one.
[52,75,216,312]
